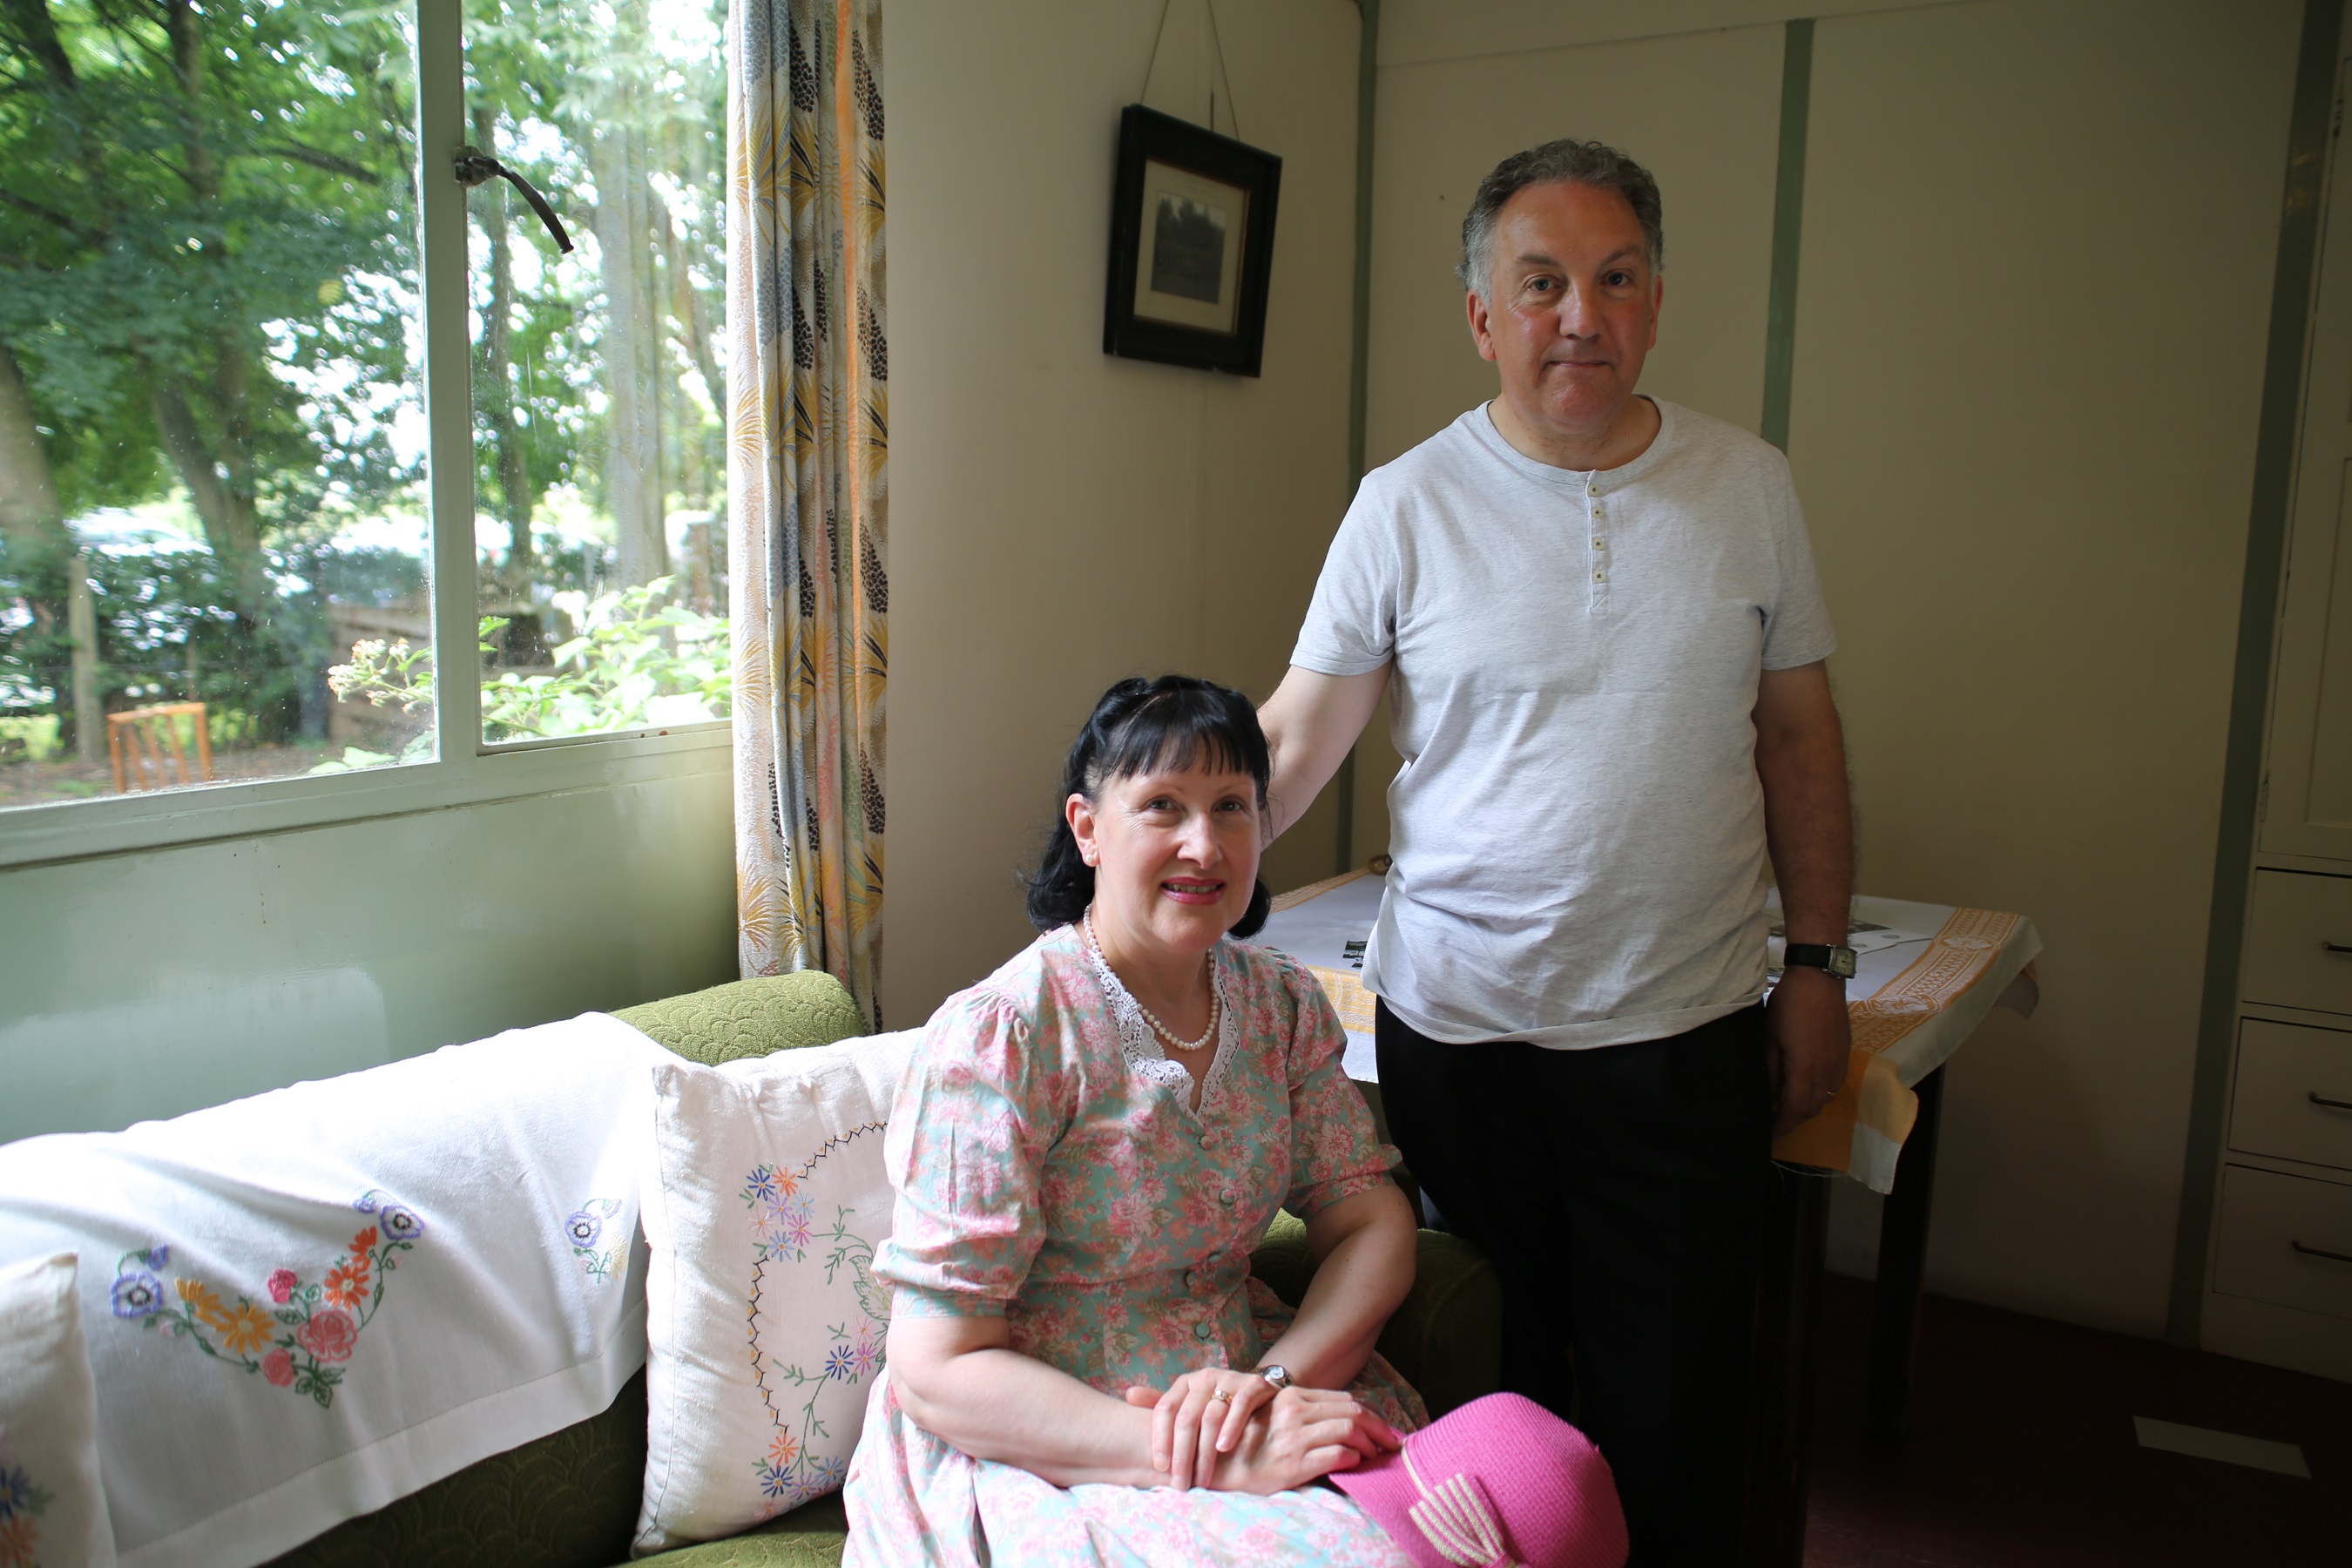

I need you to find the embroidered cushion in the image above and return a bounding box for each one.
[633,1031,918,1555]
[0,1252,118,1568]
[0,1012,673,1568]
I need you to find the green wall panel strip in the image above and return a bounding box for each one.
[1336,0,1379,876]
[1761,17,1815,454]
[2167,0,2343,1348]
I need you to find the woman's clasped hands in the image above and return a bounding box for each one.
[1123,1368,1401,1494]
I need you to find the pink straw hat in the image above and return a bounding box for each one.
[1331,1393,1628,1568]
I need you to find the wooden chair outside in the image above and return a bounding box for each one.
[108,702,213,793]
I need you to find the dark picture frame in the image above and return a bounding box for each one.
[1104,104,1281,377]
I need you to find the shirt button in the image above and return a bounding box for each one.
[1194,1321,1215,1341]
[1592,537,1606,549]
[1592,571,1606,583]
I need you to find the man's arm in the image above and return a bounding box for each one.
[1753,660,1855,1136]
[1257,664,1391,843]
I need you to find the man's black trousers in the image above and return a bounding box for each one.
[1375,999,1771,1568]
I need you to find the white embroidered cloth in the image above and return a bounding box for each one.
[0,1011,672,1568]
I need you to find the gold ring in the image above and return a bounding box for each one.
[1210,1389,1232,1402]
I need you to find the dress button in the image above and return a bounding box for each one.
[1219,1189,1236,1206]
[1185,1270,1200,1290]
[1199,1134,1214,1151]
[1194,1321,1214,1341]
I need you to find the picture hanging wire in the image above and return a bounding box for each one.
[1141,0,1241,142]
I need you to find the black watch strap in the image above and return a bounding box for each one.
[1782,943,1858,980]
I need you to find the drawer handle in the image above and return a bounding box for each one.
[2292,1240,2352,1265]
[2326,942,2352,954]
[2313,1092,2352,1112]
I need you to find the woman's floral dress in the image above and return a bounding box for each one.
[842,924,1424,1566]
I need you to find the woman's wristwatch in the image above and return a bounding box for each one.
[1255,1364,1291,1392]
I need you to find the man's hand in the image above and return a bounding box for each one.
[1766,965,1852,1135]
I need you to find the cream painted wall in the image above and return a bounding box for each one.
[1378,0,1955,66]
[1794,0,2301,1336]
[1354,0,2304,1336]
[882,0,1364,1029]
[0,759,737,1142]
[1350,20,1788,866]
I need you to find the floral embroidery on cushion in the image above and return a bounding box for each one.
[744,1125,889,1517]
[565,1198,625,1282]
[116,1188,424,1408]
[0,1432,55,1568]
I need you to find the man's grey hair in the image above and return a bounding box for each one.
[1457,139,1664,293]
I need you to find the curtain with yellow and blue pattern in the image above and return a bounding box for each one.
[728,0,886,1025]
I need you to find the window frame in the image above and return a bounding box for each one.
[0,0,729,875]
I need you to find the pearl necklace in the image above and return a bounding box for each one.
[1083,909,1218,1053]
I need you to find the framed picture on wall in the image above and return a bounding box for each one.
[1104,104,1281,377]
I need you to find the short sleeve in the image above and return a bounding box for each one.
[1759,452,1836,670]
[1290,473,1401,678]
[1275,961,1399,1221]
[871,988,1068,1319]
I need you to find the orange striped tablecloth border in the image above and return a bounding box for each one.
[1771,905,2026,1171]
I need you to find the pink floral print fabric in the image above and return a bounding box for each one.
[843,926,1423,1565]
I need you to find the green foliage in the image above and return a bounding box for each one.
[0,713,60,763]
[324,578,729,756]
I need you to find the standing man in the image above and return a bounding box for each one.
[1259,139,1853,1565]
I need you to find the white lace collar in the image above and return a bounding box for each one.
[1079,918,1240,1121]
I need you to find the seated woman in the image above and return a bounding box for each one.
[843,674,1428,1564]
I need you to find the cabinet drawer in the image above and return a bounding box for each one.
[2214,1166,2352,1320]
[2231,1020,2352,1171]
[2241,870,2352,1014]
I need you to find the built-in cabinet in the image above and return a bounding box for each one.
[2207,4,2352,1382]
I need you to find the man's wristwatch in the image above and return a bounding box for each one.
[1256,1364,1292,1392]
[1781,943,1858,981]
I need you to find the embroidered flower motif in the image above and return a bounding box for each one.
[322,1258,370,1309]
[747,1131,888,1509]
[297,1308,359,1363]
[0,1450,53,1568]
[123,1191,424,1409]
[111,1268,163,1320]
[218,1301,275,1356]
[565,1209,604,1248]
[0,1462,46,1521]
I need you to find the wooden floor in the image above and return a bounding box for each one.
[1803,1274,2351,1567]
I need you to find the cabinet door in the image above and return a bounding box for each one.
[2268,40,2352,858]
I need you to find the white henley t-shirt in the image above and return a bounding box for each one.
[1291,398,1837,1050]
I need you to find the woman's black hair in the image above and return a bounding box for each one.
[1025,674,1274,939]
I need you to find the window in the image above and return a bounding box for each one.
[0,0,728,841]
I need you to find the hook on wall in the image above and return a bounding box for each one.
[453,146,575,253]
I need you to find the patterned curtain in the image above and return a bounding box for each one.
[727,0,888,1026]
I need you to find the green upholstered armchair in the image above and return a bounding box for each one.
[261,971,1501,1568]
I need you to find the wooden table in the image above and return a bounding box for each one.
[1256,870,2043,1567]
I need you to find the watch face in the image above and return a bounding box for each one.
[1830,947,1858,979]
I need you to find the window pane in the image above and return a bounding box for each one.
[463,0,731,746]
[0,3,432,809]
